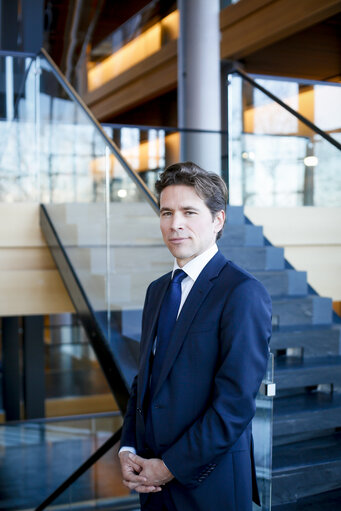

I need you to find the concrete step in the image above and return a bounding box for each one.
[46,202,248,226]
[77,270,165,310]
[52,206,254,247]
[226,206,245,225]
[75,219,162,246]
[274,356,341,389]
[220,246,284,270]
[271,326,341,357]
[218,224,264,247]
[274,391,341,438]
[272,432,341,505]
[66,246,172,273]
[252,270,307,297]
[45,201,155,224]
[272,296,333,327]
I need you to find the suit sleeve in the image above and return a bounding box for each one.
[162,278,272,487]
[120,284,152,449]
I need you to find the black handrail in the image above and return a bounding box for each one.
[39,48,159,213]
[1,410,121,426]
[249,72,341,89]
[35,427,122,510]
[232,68,341,152]
[102,122,230,135]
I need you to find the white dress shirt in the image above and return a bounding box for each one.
[119,243,218,455]
[173,243,218,317]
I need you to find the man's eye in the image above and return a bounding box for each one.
[185,211,196,215]
[162,211,171,217]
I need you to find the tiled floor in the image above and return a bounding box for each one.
[1,420,340,510]
[272,488,341,510]
[1,330,340,510]
[0,425,132,510]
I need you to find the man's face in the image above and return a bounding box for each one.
[159,185,225,267]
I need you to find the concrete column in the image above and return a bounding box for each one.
[21,0,44,53]
[0,0,18,51]
[178,0,221,174]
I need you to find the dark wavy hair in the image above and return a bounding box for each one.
[155,161,228,240]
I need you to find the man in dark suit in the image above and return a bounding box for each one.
[119,161,272,511]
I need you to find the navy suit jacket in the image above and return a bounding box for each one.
[121,251,272,511]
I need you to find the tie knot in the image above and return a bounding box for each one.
[172,269,187,284]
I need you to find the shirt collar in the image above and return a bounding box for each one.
[172,244,218,282]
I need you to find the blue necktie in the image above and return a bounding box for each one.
[150,269,187,395]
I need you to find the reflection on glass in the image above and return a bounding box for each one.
[0,414,125,510]
[228,74,341,206]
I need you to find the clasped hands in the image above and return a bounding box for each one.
[119,451,174,493]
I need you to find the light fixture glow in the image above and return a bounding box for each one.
[117,189,128,198]
[304,156,318,167]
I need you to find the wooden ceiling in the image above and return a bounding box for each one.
[241,14,341,81]
[220,0,341,81]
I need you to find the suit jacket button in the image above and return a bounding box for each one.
[137,408,142,414]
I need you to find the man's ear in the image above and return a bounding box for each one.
[214,210,225,235]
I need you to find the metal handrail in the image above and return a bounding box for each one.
[248,72,341,89]
[232,67,341,151]
[0,49,36,57]
[103,122,230,134]
[39,47,159,213]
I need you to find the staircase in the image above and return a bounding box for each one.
[41,200,341,506]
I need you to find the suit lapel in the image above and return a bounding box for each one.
[153,251,227,397]
[137,273,171,407]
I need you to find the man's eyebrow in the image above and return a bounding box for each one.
[159,205,200,212]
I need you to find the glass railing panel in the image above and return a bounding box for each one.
[44,314,114,409]
[0,55,39,202]
[253,353,275,511]
[103,123,229,196]
[313,134,341,207]
[49,447,139,510]
[0,414,124,510]
[248,75,341,143]
[227,74,341,206]
[35,55,170,394]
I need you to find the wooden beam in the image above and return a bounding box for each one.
[0,204,74,315]
[0,247,55,270]
[0,270,75,316]
[85,40,178,120]
[0,203,46,247]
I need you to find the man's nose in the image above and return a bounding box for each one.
[170,213,184,230]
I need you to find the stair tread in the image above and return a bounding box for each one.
[274,391,341,416]
[272,295,331,303]
[275,355,341,371]
[273,432,341,471]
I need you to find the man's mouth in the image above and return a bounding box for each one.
[169,237,188,244]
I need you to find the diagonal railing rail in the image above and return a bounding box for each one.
[231,67,341,152]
